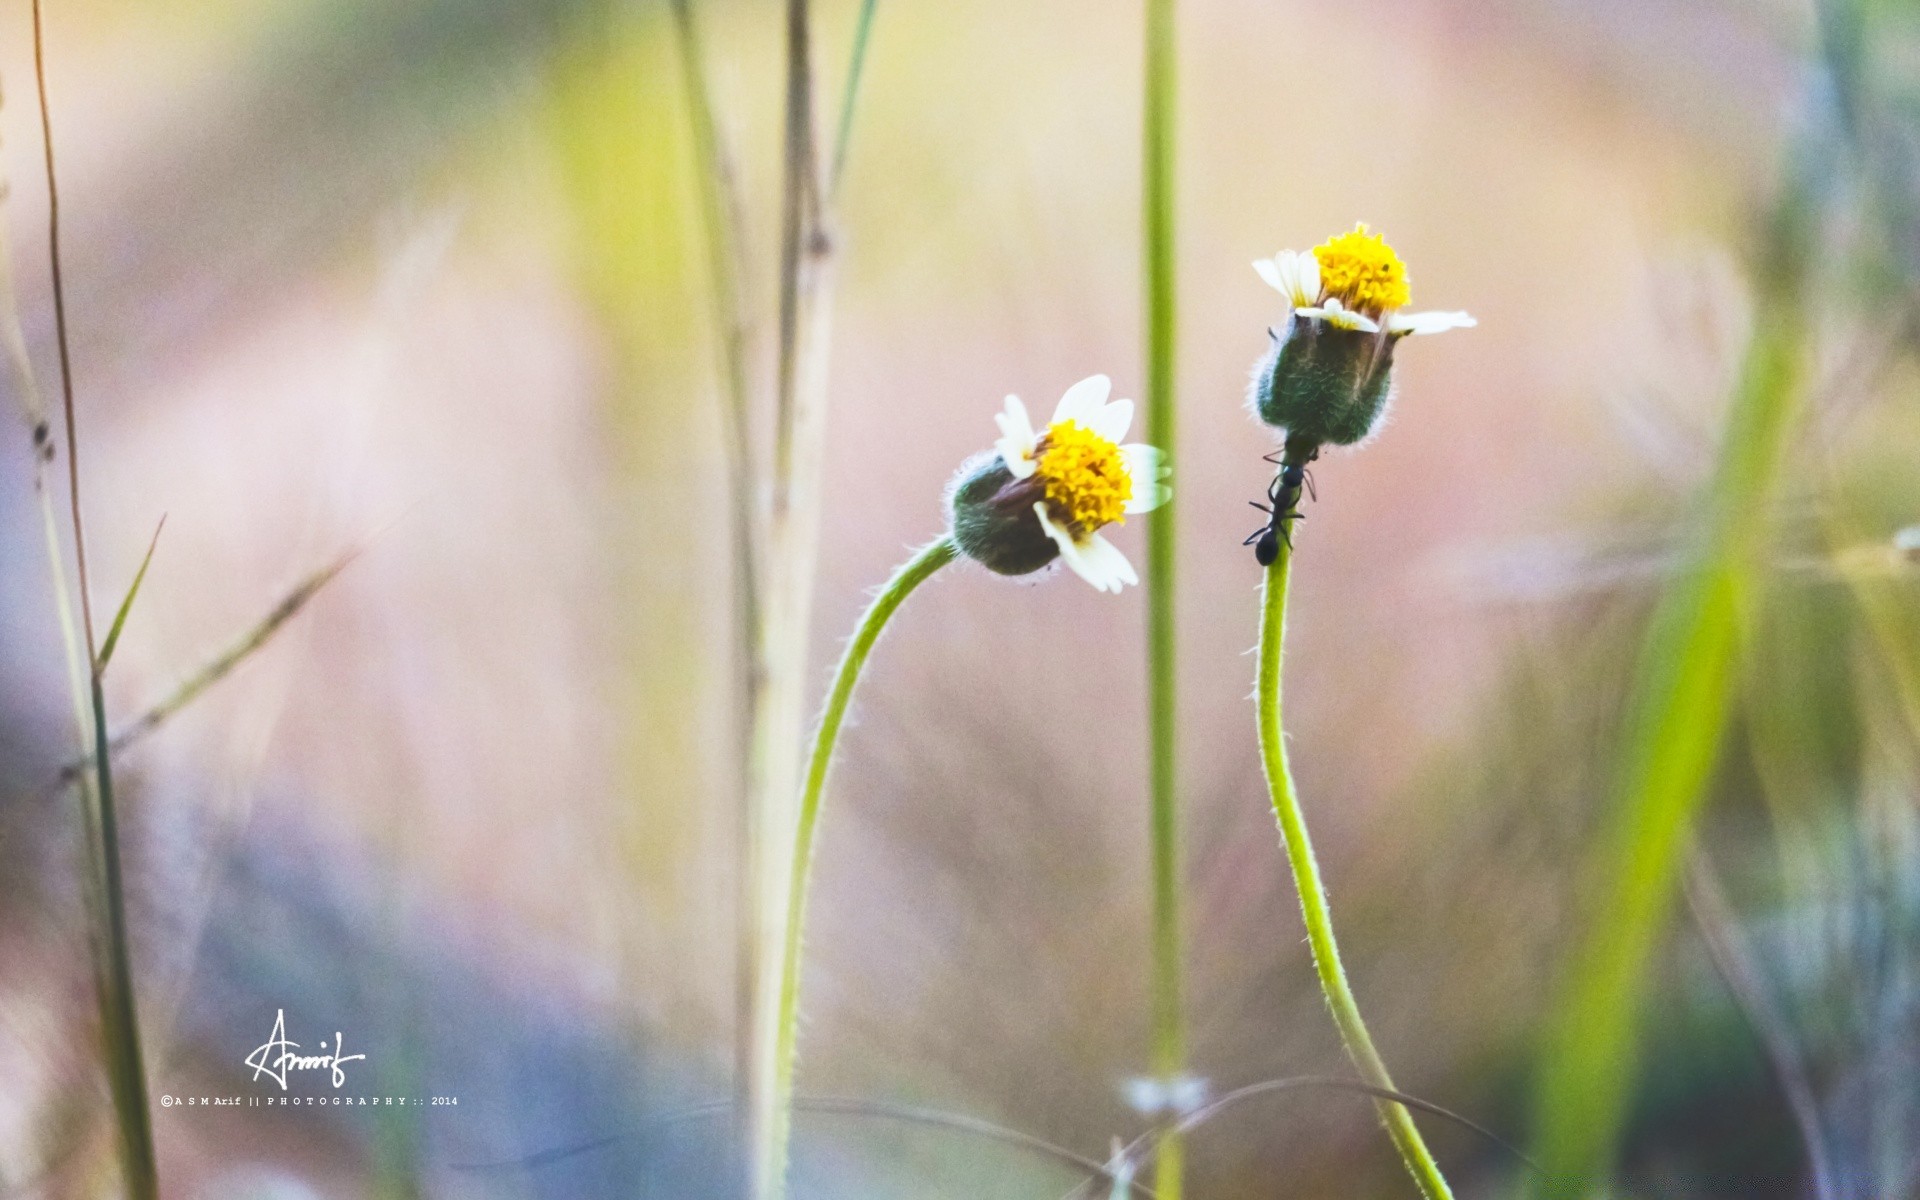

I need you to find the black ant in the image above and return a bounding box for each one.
[1244,450,1317,566]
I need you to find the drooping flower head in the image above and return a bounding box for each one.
[1250,224,1473,450]
[948,375,1170,593]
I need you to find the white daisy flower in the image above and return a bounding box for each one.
[1255,222,1474,337]
[967,374,1170,593]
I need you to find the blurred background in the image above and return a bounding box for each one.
[0,0,1916,1195]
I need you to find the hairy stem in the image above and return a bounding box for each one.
[1255,535,1453,1200]
[767,537,954,1194]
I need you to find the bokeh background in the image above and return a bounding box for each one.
[1,0,1917,1196]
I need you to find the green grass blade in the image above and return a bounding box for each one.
[827,0,880,198]
[96,515,164,673]
[1527,264,1809,1194]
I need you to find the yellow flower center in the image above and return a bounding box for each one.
[1312,223,1411,314]
[1035,420,1131,531]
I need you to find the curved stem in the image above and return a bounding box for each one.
[1256,537,1453,1200]
[765,536,957,1197]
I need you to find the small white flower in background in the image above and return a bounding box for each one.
[1895,525,1920,562]
[1123,1072,1210,1116]
[951,374,1170,593]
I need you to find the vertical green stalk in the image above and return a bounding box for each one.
[84,673,158,1200]
[1140,1,1184,1197]
[1256,535,1454,1200]
[767,537,956,1194]
[31,3,159,1194]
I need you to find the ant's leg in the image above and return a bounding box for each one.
[1302,468,1318,502]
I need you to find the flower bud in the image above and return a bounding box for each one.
[1252,315,1398,448]
[947,452,1061,576]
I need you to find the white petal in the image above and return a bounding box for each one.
[1295,251,1321,301]
[1253,257,1287,294]
[1297,300,1380,333]
[1051,374,1111,427]
[1120,444,1171,513]
[994,395,1039,478]
[1078,533,1139,593]
[1033,502,1084,563]
[1125,482,1172,515]
[1388,309,1477,336]
[1033,504,1131,592]
[1257,250,1317,309]
[1087,397,1134,444]
[1121,443,1168,480]
[1125,484,1172,515]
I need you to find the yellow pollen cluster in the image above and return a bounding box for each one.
[1035,421,1131,532]
[1313,223,1411,314]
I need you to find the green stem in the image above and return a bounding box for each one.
[827,0,880,199]
[88,671,159,1200]
[1141,0,1183,1196]
[765,535,956,1197]
[1256,537,1453,1200]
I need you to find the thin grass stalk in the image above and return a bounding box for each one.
[1059,1074,1531,1200]
[1139,1,1185,1197]
[461,1088,1146,1194]
[768,537,955,1196]
[30,4,159,1193]
[663,4,766,1171]
[749,2,843,1194]
[826,0,880,200]
[1255,535,1454,1200]
[1111,1076,1533,1190]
